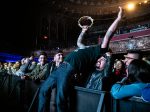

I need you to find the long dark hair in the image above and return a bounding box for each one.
[127,60,150,83]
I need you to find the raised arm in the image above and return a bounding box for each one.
[101,6,123,48]
[77,26,89,49]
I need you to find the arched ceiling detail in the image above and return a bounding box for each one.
[39,0,150,20]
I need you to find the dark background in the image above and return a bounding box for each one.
[0,0,39,56]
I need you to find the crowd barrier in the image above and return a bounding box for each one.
[112,96,150,112]
[0,74,150,112]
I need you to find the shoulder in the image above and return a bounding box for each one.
[142,84,150,102]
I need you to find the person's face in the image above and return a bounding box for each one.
[115,61,122,70]
[124,57,134,66]
[15,61,20,68]
[38,55,47,65]
[8,62,12,66]
[96,56,106,70]
[54,53,63,63]
[124,53,140,66]
[4,63,8,68]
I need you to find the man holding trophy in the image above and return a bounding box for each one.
[38,7,123,112]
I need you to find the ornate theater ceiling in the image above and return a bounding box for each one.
[35,0,150,54]
[40,0,150,19]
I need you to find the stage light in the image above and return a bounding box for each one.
[139,2,142,5]
[144,0,148,4]
[126,3,135,11]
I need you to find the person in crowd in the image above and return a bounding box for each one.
[85,49,114,112]
[85,50,113,91]
[11,61,21,75]
[112,59,126,82]
[0,62,7,74]
[29,60,37,71]
[24,54,37,73]
[16,55,37,76]
[38,6,123,112]
[49,49,64,112]
[21,51,49,81]
[123,50,142,67]
[3,62,8,71]
[6,62,13,74]
[49,50,64,75]
[27,54,37,71]
[111,60,150,99]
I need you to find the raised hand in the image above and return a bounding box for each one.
[81,25,89,32]
[101,6,123,48]
[117,6,123,20]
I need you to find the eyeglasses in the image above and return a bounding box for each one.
[125,57,136,60]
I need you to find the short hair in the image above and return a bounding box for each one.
[54,49,63,55]
[127,50,142,59]
[39,51,47,57]
[128,60,150,83]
